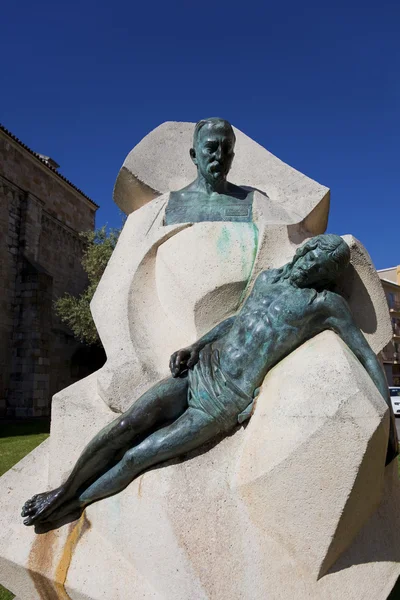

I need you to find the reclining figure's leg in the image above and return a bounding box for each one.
[71,407,220,511]
[22,376,188,525]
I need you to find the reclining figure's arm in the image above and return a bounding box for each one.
[170,316,236,377]
[324,293,398,464]
[325,294,387,398]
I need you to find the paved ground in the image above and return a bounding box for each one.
[396,418,400,439]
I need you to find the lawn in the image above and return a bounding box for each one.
[0,421,399,600]
[0,420,50,600]
[0,420,49,478]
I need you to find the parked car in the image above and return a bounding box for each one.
[389,387,400,417]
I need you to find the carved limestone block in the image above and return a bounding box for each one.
[1,332,399,599]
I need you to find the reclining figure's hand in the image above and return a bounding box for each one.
[169,344,201,377]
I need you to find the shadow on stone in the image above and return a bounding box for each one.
[388,575,400,599]
[325,462,400,577]
[334,263,378,335]
[34,507,84,534]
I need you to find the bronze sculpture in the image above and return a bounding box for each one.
[21,233,398,527]
[164,118,253,224]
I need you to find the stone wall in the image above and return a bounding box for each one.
[0,132,94,232]
[0,179,20,415]
[0,128,98,417]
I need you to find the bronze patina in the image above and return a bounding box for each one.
[164,118,253,224]
[21,234,398,528]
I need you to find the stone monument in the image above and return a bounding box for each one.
[0,119,399,600]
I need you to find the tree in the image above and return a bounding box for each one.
[55,226,120,346]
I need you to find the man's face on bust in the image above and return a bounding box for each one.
[191,123,235,186]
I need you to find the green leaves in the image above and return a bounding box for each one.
[80,227,120,285]
[55,226,121,346]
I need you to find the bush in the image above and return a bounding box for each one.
[55,226,120,345]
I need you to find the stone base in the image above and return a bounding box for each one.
[1,332,400,599]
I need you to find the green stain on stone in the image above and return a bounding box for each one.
[217,225,232,256]
[217,223,258,276]
[237,224,259,306]
[239,223,258,276]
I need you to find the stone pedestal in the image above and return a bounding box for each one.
[0,122,398,599]
[1,333,400,599]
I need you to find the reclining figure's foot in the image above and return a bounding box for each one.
[21,486,69,526]
[40,497,85,525]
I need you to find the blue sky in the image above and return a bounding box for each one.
[1,0,399,268]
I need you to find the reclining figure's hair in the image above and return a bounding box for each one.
[270,234,350,286]
[293,234,350,270]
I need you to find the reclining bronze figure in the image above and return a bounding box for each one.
[21,233,398,527]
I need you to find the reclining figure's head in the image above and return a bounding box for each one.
[190,118,236,186]
[290,234,350,288]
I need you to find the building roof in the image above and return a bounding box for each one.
[379,278,400,291]
[378,267,398,273]
[0,123,99,209]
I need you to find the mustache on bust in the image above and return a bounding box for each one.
[208,161,225,173]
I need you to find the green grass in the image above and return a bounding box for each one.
[0,421,400,599]
[0,585,14,600]
[0,420,50,600]
[0,421,50,478]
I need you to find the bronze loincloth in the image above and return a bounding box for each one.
[187,344,254,430]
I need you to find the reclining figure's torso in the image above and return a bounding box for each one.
[215,270,331,397]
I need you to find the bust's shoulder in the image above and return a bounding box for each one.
[169,186,196,201]
[225,181,251,200]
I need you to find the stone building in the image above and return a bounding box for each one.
[0,124,99,417]
[378,266,400,386]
